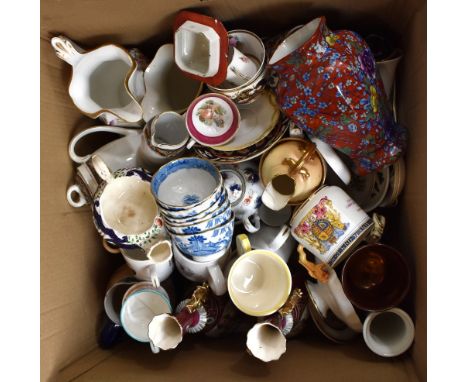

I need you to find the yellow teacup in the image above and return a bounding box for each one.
[227,234,292,316]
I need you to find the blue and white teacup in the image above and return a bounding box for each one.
[162,187,229,222]
[92,155,165,250]
[152,157,223,214]
[167,210,234,235]
[170,215,235,262]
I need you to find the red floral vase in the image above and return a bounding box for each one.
[268,17,406,175]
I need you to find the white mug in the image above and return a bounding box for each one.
[173,244,228,296]
[261,174,296,211]
[258,204,292,227]
[103,277,137,325]
[363,308,415,357]
[121,241,174,287]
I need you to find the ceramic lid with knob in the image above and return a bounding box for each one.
[186,93,240,147]
[173,11,229,86]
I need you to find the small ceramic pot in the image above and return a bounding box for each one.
[207,30,268,104]
[290,185,374,267]
[260,138,326,209]
[220,161,264,233]
[363,308,414,357]
[141,43,202,122]
[92,157,165,250]
[152,157,223,213]
[146,111,189,155]
[173,244,230,296]
[51,36,144,125]
[170,215,235,261]
[185,93,241,149]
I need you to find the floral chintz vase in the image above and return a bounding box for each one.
[269,16,407,175]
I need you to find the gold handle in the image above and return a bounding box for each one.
[278,288,303,317]
[185,282,210,313]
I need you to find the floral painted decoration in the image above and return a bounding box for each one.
[269,16,407,175]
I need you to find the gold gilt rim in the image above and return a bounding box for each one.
[258,137,327,205]
[213,91,279,152]
[64,41,143,123]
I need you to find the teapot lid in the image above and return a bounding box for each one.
[174,11,229,86]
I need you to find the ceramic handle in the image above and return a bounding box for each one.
[66,184,87,208]
[102,239,121,254]
[149,341,160,354]
[207,264,227,296]
[310,138,351,185]
[186,138,196,150]
[236,234,251,255]
[51,36,84,66]
[243,214,261,233]
[69,126,139,164]
[92,155,114,183]
[268,225,291,252]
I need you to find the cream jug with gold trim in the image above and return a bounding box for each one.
[51,35,144,126]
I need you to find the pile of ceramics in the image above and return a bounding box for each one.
[56,11,414,362]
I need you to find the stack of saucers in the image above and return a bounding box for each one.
[151,157,234,262]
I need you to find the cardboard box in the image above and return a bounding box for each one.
[40,0,426,380]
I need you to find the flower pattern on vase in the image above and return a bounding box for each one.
[269,16,407,175]
[293,196,349,254]
[197,100,227,128]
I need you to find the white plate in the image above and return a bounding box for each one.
[214,91,279,151]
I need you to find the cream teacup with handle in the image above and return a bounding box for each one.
[121,241,173,288]
[227,234,292,316]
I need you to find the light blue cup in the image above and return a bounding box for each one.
[152,157,223,216]
[170,215,235,261]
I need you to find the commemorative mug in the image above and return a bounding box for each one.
[51,36,144,125]
[290,185,374,267]
[66,157,105,208]
[121,240,174,288]
[91,156,165,250]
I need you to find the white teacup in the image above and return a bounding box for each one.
[363,308,415,357]
[227,235,292,316]
[103,277,137,325]
[121,240,174,287]
[225,45,259,86]
[173,244,228,296]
